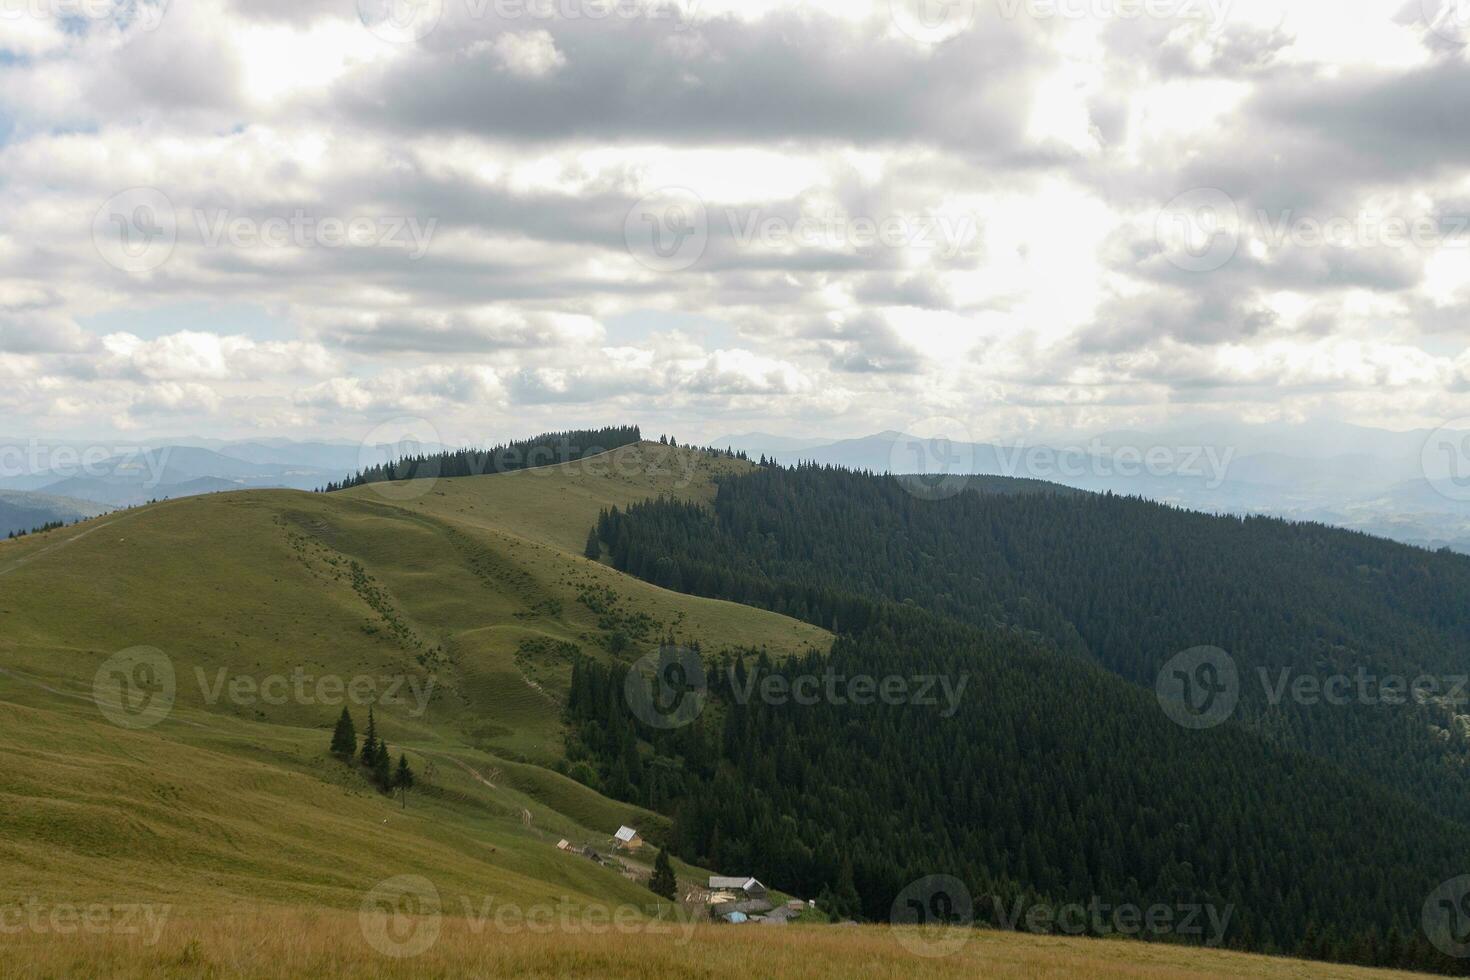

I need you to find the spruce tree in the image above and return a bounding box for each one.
[372,740,393,791]
[649,848,677,901]
[330,706,356,759]
[360,706,379,767]
[584,527,601,560]
[395,754,415,808]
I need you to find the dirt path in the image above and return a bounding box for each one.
[418,749,500,789]
[0,513,128,578]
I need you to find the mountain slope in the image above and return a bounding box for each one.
[0,441,1450,978]
[0,443,826,919]
[592,463,1470,971]
[743,427,1470,555]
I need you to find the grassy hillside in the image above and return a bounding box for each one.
[2,911,1430,979]
[0,444,824,903]
[0,442,1433,977]
[0,443,827,762]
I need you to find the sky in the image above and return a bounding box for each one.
[1,0,1469,448]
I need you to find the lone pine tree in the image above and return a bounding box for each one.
[649,848,677,901]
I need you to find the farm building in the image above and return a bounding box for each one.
[707,876,767,901]
[612,825,643,850]
[711,898,773,917]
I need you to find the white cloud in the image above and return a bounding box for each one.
[0,0,1465,441]
[96,332,337,381]
[294,365,505,414]
[129,381,223,417]
[479,30,567,79]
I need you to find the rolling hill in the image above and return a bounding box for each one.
[0,441,1443,978]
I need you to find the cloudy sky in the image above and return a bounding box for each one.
[2,0,1468,447]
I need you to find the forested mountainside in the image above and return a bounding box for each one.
[574,464,1470,974]
[597,465,1470,826]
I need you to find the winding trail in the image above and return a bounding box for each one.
[0,513,129,578]
[417,749,500,789]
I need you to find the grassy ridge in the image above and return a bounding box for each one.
[0,443,825,917]
[0,443,827,759]
[0,442,1428,977]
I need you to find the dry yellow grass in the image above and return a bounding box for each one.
[0,910,1428,980]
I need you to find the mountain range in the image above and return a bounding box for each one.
[0,437,451,519]
[717,420,1470,554]
[7,421,1465,551]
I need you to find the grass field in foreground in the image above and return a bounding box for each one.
[0,910,1429,980]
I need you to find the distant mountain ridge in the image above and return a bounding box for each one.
[0,438,452,508]
[715,423,1470,554]
[0,490,108,537]
[0,446,346,508]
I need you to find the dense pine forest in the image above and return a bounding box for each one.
[567,463,1470,974]
[322,425,644,491]
[597,465,1470,826]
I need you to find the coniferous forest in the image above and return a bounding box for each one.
[564,463,1470,974]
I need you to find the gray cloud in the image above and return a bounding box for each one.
[0,311,97,354]
[799,313,924,374]
[4,1,1468,439]
[340,12,1054,158]
[853,272,954,310]
[320,311,594,354]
